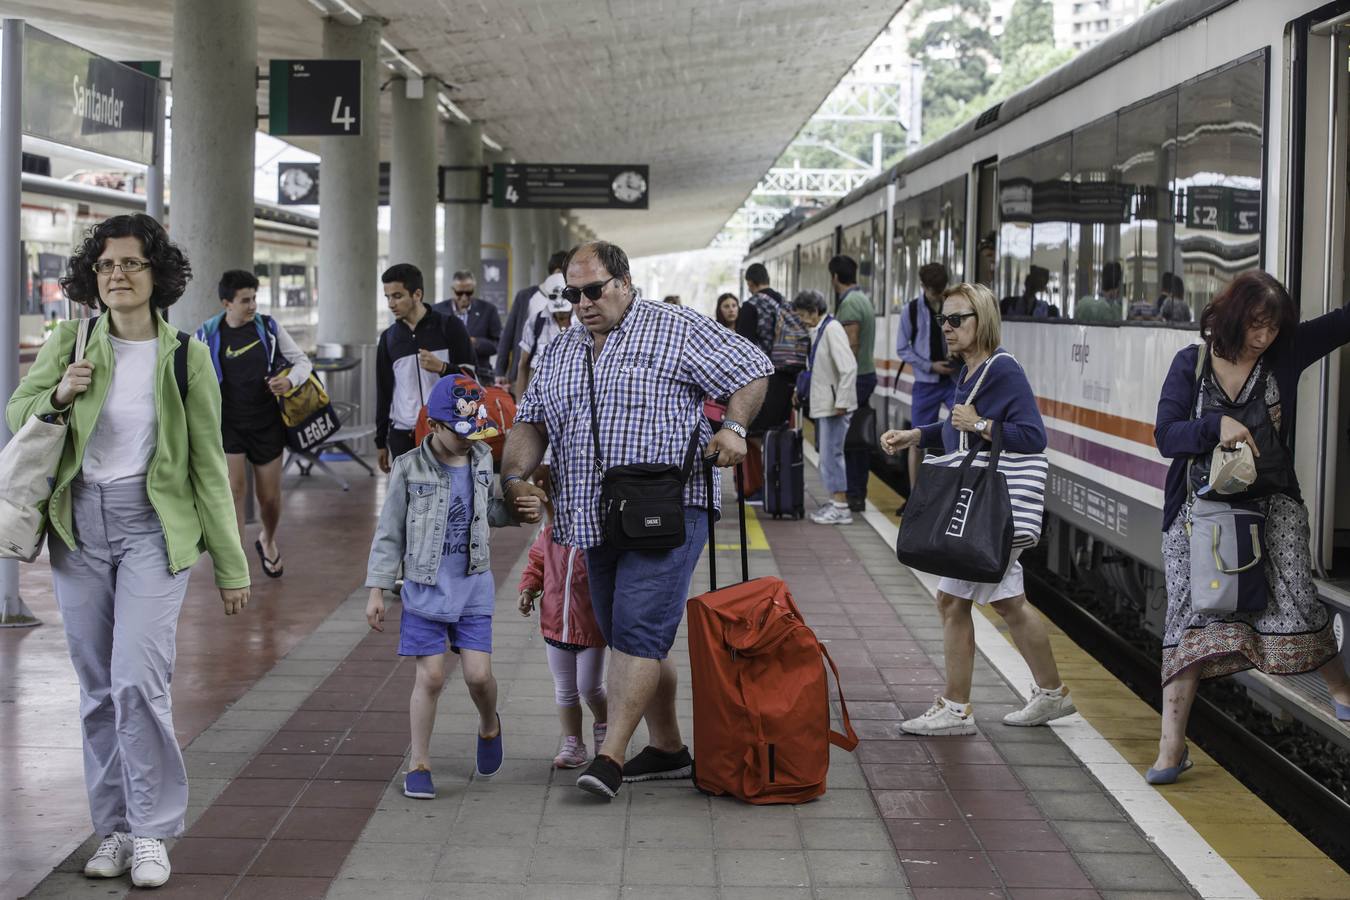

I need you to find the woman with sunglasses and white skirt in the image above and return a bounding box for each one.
[881,282,1074,735]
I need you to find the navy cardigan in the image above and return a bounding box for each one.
[1154,305,1350,531]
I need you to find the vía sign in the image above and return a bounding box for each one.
[22,27,159,164]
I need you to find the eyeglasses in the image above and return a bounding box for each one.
[936,312,977,328]
[92,258,150,276]
[453,290,474,298]
[560,276,619,304]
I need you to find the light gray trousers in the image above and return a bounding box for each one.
[49,479,191,838]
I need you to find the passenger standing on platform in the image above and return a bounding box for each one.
[896,263,957,492]
[881,283,1075,735]
[1158,276,1193,324]
[737,263,796,503]
[1151,272,1350,783]
[432,270,503,383]
[513,273,570,398]
[830,255,877,513]
[502,240,771,799]
[791,289,857,525]
[1074,261,1124,323]
[365,375,538,797]
[375,263,474,472]
[497,251,569,392]
[196,269,312,579]
[715,292,739,330]
[1001,265,1058,318]
[517,471,609,770]
[6,214,249,889]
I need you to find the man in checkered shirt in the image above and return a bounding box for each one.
[503,240,771,799]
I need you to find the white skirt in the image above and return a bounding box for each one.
[937,550,1024,605]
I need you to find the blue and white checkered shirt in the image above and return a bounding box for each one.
[516,298,773,549]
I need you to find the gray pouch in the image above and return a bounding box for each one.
[1187,498,1267,614]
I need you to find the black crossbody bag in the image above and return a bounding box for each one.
[588,345,700,551]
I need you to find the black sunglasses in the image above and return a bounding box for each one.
[560,276,619,304]
[936,312,977,328]
[453,289,474,298]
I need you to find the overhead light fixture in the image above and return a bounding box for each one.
[380,39,423,78]
[438,92,471,124]
[482,135,502,151]
[305,0,363,24]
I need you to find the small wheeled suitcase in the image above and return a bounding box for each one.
[762,425,804,519]
[688,465,858,804]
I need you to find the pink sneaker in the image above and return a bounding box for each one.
[554,736,588,769]
[593,722,608,755]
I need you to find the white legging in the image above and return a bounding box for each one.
[547,644,607,708]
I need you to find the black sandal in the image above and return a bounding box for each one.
[255,539,284,578]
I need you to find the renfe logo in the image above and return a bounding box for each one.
[1071,337,1090,374]
[946,488,975,538]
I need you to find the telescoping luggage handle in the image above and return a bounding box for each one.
[701,455,859,753]
[703,456,749,592]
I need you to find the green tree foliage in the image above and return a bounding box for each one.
[1000,0,1055,58]
[907,0,997,133]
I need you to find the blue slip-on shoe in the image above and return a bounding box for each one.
[1335,702,1350,722]
[476,715,504,778]
[1145,747,1193,785]
[403,767,435,799]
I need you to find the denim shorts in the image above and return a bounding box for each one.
[585,507,709,660]
[398,609,493,657]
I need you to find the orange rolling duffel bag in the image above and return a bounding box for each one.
[687,463,858,804]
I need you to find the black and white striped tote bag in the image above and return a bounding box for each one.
[921,352,1049,548]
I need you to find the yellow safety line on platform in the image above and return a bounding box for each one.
[971,599,1350,898]
[717,503,768,551]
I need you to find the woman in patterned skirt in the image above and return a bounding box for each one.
[1153,271,1350,783]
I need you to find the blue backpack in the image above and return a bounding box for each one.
[793,315,833,409]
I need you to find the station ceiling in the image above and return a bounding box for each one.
[3,0,903,257]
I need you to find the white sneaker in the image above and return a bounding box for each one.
[900,698,977,736]
[84,831,133,878]
[810,504,853,525]
[1003,685,1076,727]
[131,837,171,888]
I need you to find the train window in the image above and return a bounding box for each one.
[871,213,886,315]
[890,201,907,313]
[1116,89,1179,320]
[942,176,967,284]
[841,218,878,309]
[798,235,834,303]
[975,160,999,290]
[998,152,1034,307]
[1174,55,1266,316]
[1070,114,1124,320]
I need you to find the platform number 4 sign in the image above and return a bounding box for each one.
[504,184,520,205]
[269,59,362,137]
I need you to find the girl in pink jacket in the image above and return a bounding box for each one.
[518,503,609,768]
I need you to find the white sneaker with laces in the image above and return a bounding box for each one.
[900,698,977,736]
[84,831,133,878]
[131,837,171,888]
[1003,685,1076,726]
[810,504,853,525]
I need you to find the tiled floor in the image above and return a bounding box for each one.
[15,461,1217,899]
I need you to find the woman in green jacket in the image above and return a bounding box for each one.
[5,214,249,889]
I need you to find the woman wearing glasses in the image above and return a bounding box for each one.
[6,214,249,889]
[880,283,1074,736]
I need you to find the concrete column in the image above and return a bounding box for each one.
[480,150,512,303]
[530,209,550,284]
[169,0,256,330]
[390,76,440,300]
[442,122,482,279]
[317,16,381,346]
[509,203,534,299]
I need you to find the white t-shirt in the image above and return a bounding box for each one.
[81,336,160,484]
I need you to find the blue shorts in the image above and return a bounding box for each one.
[911,378,956,428]
[398,609,493,657]
[585,508,708,660]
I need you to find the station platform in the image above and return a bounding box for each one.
[4,455,1349,899]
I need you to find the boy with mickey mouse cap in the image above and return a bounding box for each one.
[365,375,541,797]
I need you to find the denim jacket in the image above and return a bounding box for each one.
[366,440,515,591]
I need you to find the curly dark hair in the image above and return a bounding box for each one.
[1200,271,1298,362]
[60,214,192,310]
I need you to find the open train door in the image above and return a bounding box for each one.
[1290,5,1350,586]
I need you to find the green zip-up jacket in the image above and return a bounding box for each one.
[5,315,250,589]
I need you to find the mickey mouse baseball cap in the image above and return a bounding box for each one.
[426,374,499,441]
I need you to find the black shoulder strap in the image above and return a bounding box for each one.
[174,331,190,402]
[908,297,918,340]
[69,315,98,365]
[533,312,548,344]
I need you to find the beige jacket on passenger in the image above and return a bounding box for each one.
[805,316,858,420]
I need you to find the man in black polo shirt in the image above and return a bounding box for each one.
[375,263,474,472]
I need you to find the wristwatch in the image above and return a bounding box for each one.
[722,419,748,439]
[975,418,989,436]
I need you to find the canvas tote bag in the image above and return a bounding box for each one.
[0,317,92,561]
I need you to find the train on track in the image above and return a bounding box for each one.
[746,0,1350,730]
